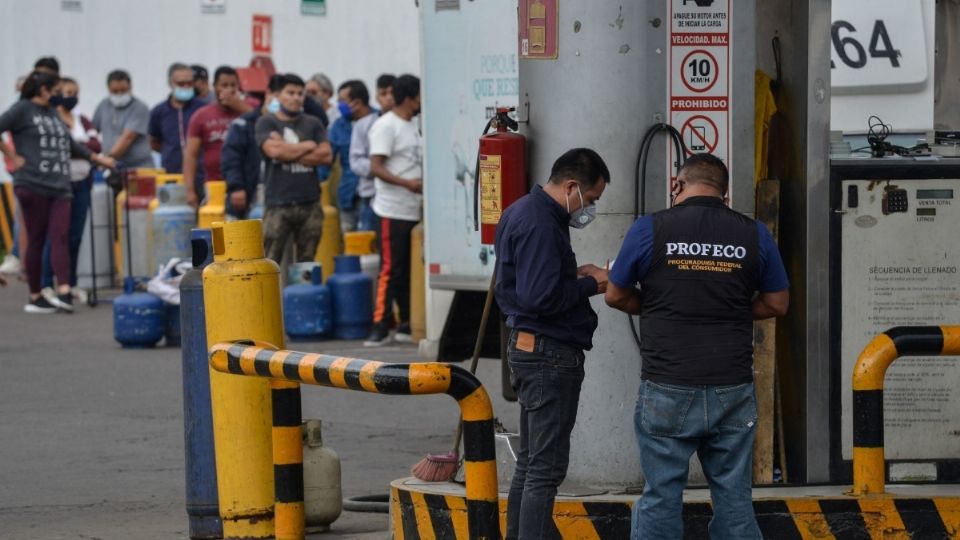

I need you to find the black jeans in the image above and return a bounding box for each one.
[506,329,585,540]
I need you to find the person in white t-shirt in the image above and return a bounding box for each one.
[364,74,422,347]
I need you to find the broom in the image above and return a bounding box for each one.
[411,269,497,482]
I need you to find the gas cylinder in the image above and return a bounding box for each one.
[314,183,341,282]
[117,171,158,279]
[410,223,426,342]
[198,181,227,229]
[283,263,332,340]
[343,231,379,303]
[178,229,222,539]
[165,304,182,347]
[152,183,196,272]
[149,174,184,212]
[203,220,278,538]
[302,419,342,532]
[327,255,373,339]
[76,172,115,290]
[114,276,166,348]
[343,231,376,256]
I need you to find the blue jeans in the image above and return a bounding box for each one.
[505,330,585,540]
[339,196,375,233]
[42,178,91,288]
[632,380,761,540]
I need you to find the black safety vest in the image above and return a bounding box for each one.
[639,196,761,385]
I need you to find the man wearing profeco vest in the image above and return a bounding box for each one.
[494,148,610,539]
[605,153,789,539]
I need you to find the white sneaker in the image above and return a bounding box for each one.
[41,287,57,304]
[0,254,20,275]
[72,287,89,305]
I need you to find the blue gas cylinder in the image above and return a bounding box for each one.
[152,183,196,271]
[178,229,222,539]
[283,263,332,340]
[327,255,373,339]
[114,276,166,348]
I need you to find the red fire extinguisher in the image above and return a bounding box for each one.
[475,107,527,245]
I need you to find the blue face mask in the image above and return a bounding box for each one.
[337,101,352,120]
[49,94,65,107]
[267,97,281,115]
[173,87,195,102]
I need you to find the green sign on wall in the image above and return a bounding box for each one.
[301,0,326,16]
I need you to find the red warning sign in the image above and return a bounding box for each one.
[681,115,719,155]
[680,49,719,93]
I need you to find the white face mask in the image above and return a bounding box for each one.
[566,184,597,229]
[109,93,132,108]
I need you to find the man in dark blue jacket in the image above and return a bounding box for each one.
[494,148,610,540]
[221,76,281,218]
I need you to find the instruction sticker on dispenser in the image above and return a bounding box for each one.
[479,154,504,225]
[668,0,732,204]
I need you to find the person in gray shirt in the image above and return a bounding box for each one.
[348,74,395,232]
[255,73,332,263]
[92,70,153,169]
[0,71,114,313]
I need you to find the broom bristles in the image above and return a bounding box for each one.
[411,451,460,482]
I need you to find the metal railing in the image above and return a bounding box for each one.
[209,341,501,540]
[851,325,960,495]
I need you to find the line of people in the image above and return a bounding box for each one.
[2,56,426,351]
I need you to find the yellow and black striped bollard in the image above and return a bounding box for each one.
[851,325,960,495]
[210,341,502,540]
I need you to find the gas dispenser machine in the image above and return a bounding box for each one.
[830,159,960,483]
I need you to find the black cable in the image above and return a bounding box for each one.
[628,123,687,351]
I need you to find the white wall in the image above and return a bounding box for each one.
[0,0,421,118]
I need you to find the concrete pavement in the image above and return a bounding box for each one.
[0,283,518,539]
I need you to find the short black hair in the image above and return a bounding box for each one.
[267,74,285,93]
[278,73,305,91]
[106,69,131,86]
[392,74,420,106]
[376,74,396,90]
[60,76,77,86]
[213,66,238,85]
[191,64,208,82]
[548,148,611,188]
[338,80,370,106]
[167,62,191,81]
[678,152,728,194]
[21,70,60,100]
[34,56,60,74]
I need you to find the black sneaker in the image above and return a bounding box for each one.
[363,324,391,347]
[24,297,58,314]
[50,293,74,313]
[394,322,413,343]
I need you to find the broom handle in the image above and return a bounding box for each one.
[450,268,498,455]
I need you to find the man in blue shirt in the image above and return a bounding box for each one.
[148,63,205,173]
[494,148,610,540]
[605,153,789,540]
[326,79,375,232]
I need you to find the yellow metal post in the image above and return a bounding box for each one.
[410,223,426,342]
[315,183,341,282]
[199,181,227,229]
[203,220,281,538]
